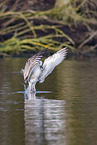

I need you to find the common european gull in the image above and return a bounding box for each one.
[22,47,67,92]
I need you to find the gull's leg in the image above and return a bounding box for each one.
[25,83,36,100]
[31,83,36,93]
[28,82,32,93]
[33,84,36,92]
[27,82,36,93]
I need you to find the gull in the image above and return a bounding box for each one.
[21,47,67,92]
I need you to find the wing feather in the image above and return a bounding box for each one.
[39,47,67,83]
[22,48,47,82]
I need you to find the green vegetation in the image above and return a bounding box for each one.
[0,0,97,55]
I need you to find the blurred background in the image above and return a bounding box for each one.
[0,0,97,58]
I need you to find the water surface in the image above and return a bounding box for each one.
[0,58,97,145]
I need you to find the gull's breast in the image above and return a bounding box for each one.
[29,64,41,84]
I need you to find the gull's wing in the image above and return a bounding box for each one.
[22,49,47,82]
[39,47,67,83]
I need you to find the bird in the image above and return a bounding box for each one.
[21,47,67,92]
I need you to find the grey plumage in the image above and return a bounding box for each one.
[22,47,67,92]
[21,49,47,83]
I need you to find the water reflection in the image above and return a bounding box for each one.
[24,92,66,145]
[1,58,97,145]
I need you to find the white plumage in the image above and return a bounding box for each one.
[22,47,67,92]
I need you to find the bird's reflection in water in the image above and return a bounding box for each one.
[24,87,66,145]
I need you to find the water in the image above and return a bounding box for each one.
[0,58,97,145]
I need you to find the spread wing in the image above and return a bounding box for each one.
[22,48,47,83]
[39,47,67,83]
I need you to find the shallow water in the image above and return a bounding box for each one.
[0,58,97,145]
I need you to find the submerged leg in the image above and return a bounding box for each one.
[25,83,36,100]
[31,83,36,92]
[28,82,36,93]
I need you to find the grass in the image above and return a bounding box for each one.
[0,0,97,55]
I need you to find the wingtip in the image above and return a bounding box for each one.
[62,47,68,54]
[63,47,67,50]
[58,47,68,54]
